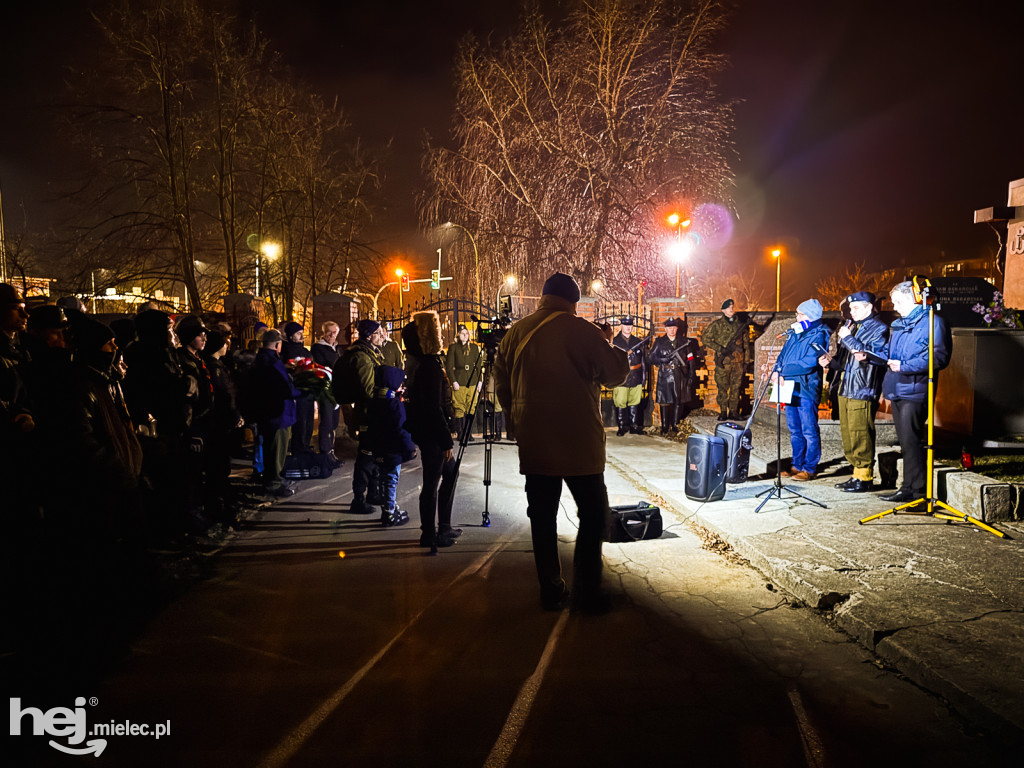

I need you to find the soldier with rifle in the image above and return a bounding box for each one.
[648,317,697,434]
[611,316,649,435]
[701,298,752,421]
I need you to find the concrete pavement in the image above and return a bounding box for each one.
[603,414,1024,738]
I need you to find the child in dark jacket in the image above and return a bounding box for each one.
[365,365,416,527]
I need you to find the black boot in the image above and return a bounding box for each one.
[628,405,643,434]
[659,405,671,435]
[666,404,679,432]
[452,416,463,441]
[615,408,628,436]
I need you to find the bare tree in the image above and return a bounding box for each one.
[815,261,898,310]
[422,0,735,303]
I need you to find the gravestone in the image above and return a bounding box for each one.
[931,276,997,328]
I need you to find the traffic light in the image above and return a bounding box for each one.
[401,273,410,292]
[430,269,440,290]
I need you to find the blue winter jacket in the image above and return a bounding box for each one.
[882,305,951,402]
[776,320,829,402]
[251,347,301,430]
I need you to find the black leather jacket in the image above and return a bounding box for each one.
[830,314,890,400]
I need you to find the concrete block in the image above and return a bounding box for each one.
[945,471,1016,522]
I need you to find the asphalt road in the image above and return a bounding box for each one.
[16,439,1018,767]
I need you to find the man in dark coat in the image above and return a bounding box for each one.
[280,321,315,456]
[879,281,952,503]
[611,316,647,435]
[818,292,890,492]
[648,317,697,434]
[311,321,343,464]
[333,318,386,513]
[250,329,301,497]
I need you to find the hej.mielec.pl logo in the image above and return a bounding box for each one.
[10,697,171,757]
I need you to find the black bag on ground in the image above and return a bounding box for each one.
[283,452,335,480]
[609,501,663,542]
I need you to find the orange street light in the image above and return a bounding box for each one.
[772,248,782,312]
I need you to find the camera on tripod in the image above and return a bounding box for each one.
[474,296,514,350]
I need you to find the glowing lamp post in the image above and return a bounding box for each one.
[772,248,782,312]
[256,240,281,298]
[497,274,516,308]
[667,213,692,298]
[444,221,480,307]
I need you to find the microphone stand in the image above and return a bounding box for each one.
[754,345,827,513]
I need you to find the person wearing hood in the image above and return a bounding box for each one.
[772,299,830,481]
[493,272,628,613]
[403,311,461,549]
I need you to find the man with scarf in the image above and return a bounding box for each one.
[772,299,830,481]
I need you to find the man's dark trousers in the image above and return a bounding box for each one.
[892,398,927,495]
[525,474,609,602]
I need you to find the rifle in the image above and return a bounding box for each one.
[719,322,747,357]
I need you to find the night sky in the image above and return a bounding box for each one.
[3,1,1023,297]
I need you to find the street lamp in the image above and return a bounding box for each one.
[772,248,782,312]
[496,274,516,309]
[395,268,405,312]
[444,221,480,307]
[248,237,281,298]
[667,213,692,298]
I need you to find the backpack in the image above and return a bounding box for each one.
[332,347,367,405]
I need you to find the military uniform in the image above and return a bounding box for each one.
[445,333,482,439]
[611,317,648,435]
[648,319,697,433]
[701,301,752,420]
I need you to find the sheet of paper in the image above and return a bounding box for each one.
[768,379,795,404]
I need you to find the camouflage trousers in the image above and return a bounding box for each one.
[714,353,746,413]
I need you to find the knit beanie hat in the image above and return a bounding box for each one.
[796,299,823,321]
[541,272,581,303]
[135,309,172,341]
[282,321,303,339]
[74,317,115,352]
[205,330,228,355]
[357,318,381,339]
[176,316,207,345]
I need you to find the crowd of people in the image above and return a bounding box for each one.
[1,274,957,653]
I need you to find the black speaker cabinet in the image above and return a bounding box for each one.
[714,422,751,484]
[685,434,727,502]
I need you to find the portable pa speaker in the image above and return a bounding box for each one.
[715,422,751,484]
[685,434,727,502]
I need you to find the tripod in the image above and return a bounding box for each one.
[859,281,1005,538]
[754,351,827,514]
[447,341,515,528]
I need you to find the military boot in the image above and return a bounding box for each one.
[628,405,643,434]
[659,405,672,435]
[615,408,628,436]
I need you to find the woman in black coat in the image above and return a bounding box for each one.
[402,312,461,549]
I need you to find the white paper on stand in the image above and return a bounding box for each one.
[768,380,795,405]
